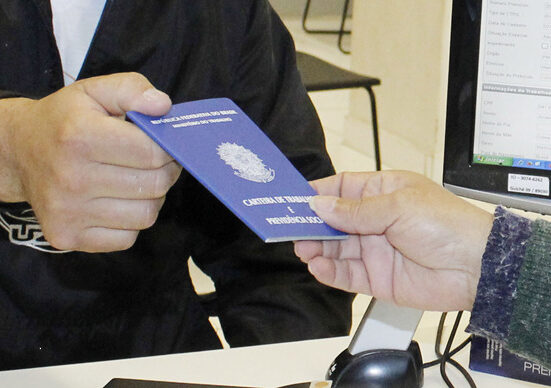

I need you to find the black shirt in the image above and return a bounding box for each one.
[0,0,353,370]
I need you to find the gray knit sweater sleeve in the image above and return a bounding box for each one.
[467,206,551,367]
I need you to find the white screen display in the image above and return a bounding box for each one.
[474,0,551,170]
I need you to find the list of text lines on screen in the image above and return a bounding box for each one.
[474,0,551,171]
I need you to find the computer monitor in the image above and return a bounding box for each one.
[444,0,551,214]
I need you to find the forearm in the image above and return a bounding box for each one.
[467,206,551,367]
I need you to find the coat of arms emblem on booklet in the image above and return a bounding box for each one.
[127,98,347,243]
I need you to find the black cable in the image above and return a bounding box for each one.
[446,357,477,388]
[422,311,477,388]
[440,311,463,386]
[436,312,447,357]
[423,336,471,368]
[422,312,448,367]
[440,311,477,388]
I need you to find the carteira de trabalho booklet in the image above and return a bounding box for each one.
[127,98,347,243]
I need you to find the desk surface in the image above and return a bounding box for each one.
[0,312,545,388]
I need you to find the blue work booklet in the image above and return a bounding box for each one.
[127,98,347,243]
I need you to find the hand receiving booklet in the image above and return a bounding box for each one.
[127,98,347,243]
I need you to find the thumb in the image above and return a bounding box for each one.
[77,72,172,117]
[310,195,401,235]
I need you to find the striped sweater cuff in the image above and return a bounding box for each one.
[467,206,532,341]
[507,218,551,366]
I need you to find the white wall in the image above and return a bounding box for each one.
[346,0,452,179]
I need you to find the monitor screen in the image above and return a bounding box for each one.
[444,0,551,214]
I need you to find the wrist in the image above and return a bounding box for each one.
[0,97,33,202]
[465,208,494,310]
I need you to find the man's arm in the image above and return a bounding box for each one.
[0,74,182,252]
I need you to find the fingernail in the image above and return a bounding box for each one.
[309,196,337,213]
[143,88,167,101]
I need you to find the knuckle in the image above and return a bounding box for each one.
[168,163,182,184]
[118,72,150,94]
[36,196,84,250]
[150,171,166,198]
[388,190,406,214]
[143,165,178,198]
[57,116,83,145]
[390,189,409,209]
[365,172,385,195]
[349,200,364,223]
[346,260,356,292]
[404,186,426,207]
[156,166,178,196]
[148,143,170,169]
[338,171,352,183]
[334,171,350,193]
[51,164,85,194]
[55,120,91,162]
[83,230,139,253]
[42,225,77,251]
[125,71,148,85]
[39,190,68,217]
[140,200,161,229]
[120,231,139,250]
[389,189,419,219]
[344,198,371,234]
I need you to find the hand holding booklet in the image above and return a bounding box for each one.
[127,98,347,243]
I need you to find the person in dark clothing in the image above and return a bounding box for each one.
[0,1,353,370]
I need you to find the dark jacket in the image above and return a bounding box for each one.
[0,0,353,370]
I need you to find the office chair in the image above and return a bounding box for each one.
[302,0,352,54]
[296,51,382,171]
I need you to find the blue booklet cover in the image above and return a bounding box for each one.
[127,98,347,243]
[469,335,551,386]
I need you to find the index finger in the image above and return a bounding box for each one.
[78,72,172,117]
